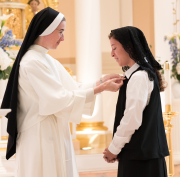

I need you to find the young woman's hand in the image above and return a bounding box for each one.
[103,148,117,163]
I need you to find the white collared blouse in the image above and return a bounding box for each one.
[108,63,154,155]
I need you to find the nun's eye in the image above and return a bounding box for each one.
[113,48,116,50]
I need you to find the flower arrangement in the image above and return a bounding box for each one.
[0,14,22,80]
[164,33,180,82]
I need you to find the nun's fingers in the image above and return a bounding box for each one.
[120,76,126,80]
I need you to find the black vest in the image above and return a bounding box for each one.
[113,67,169,160]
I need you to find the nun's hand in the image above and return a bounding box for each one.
[103,74,122,82]
[104,78,123,92]
[96,74,125,86]
[94,77,125,94]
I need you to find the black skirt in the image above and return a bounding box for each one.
[118,157,167,177]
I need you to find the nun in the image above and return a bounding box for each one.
[1,7,124,177]
[103,27,169,177]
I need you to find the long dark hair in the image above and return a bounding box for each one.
[109,27,166,92]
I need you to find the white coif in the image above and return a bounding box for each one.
[39,13,64,36]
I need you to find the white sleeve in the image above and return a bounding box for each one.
[108,71,150,155]
[75,82,97,115]
[77,82,96,89]
[24,59,94,124]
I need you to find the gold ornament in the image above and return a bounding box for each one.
[76,122,108,131]
[1,8,23,39]
[22,0,59,33]
[163,108,179,177]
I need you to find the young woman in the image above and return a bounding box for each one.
[103,26,169,177]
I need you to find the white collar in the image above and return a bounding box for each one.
[28,44,49,54]
[125,63,140,79]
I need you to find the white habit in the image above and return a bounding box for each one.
[15,44,95,177]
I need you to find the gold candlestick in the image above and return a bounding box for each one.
[163,105,179,177]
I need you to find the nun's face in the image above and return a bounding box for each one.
[110,37,132,67]
[44,21,66,49]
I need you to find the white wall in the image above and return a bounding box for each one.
[120,0,133,27]
[100,0,121,53]
[154,0,180,63]
[154,0,180,164]
[100,0,133,53]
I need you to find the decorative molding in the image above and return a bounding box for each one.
[76,122,108,131]
[1,136,8,140]
[0,148,6,151]
[0,2,27,9]
[55,57,75,64]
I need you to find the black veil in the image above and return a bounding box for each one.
[109,26,162,81]
[1,7,59,159]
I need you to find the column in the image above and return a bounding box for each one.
[75,0,104,124]
[75,0,109,149]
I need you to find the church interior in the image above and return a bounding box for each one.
[0,0,180,176]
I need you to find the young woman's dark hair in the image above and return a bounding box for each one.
[109,27,166,92]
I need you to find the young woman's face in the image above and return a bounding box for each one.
[43,20,66,50]
[110,37,131,67]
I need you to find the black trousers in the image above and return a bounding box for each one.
[118,157,167,177]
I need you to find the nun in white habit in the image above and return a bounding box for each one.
[1,7,124,177]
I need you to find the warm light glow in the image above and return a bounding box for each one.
[81,147,92,150]
[82,114,92,119]
[89,134,98,144]
[84,128,92,132]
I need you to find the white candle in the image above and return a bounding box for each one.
[164,62,172,106]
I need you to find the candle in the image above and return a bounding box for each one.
[164,62,172,112]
